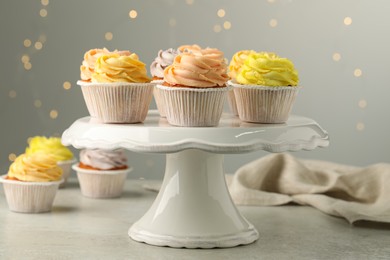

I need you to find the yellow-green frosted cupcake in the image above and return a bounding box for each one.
[230,52,300,123]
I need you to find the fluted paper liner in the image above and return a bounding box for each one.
[78,81,154,123]
[230,81,300,123]
[151,80,166,117]
[57,158,76,188]
[73,164,132,199]
[0,175,63,213]
[156,84,230,127]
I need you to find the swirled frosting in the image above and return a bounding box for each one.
[164,53,229,88]
[178,44,202,53]
[8,153,63,182]
[80,48,132,81]
[150,48,181,79]
[79,149,127,170]
[26,136,73,162]
[91,53,151,83]
[236,52,299,86]
[228,50,256,80]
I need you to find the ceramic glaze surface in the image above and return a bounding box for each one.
[62,110,329,153]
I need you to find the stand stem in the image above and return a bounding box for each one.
[129,149,258,248]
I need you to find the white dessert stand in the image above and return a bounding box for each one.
[62,110,329,249]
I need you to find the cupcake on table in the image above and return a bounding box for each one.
[227,50,256,116]
[26,136,75,188]
[72,149,132,199]
[150,48,181,117]
[78,48,153,124]
[0,153,63,213]
[156,45,230,127]
[229,51,300,123]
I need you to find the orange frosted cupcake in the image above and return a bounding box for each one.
[230,52,300,123]
[78,48,153,123]
[156,50,230,127]
[72,149,132,199]
[0,153,63,213]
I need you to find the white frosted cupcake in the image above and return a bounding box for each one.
[0,153,63,213]
[79,49,154,123]
[25,136,75,188]
[232,52,300,124]
[227,50,256,116]
[156,50,230,127]
[72,149,131,199]
[150,48,181,117]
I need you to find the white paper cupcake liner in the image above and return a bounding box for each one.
[227,89,239,116]
[77,80,154,123]
[151,80,166,118]
[72,164,132,199]
[0,175,63,213]
[156,84,231,127]
[57,158,76,188]
[229,80,300,124]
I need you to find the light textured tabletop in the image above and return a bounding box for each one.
[0,178,389,260]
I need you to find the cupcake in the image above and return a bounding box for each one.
[72,149,132,199]
[227,50,256,116]
[0,153,63,213]
[231,52,300,123]
[26,136,75,188]
[156,49,230,127]
[150,48,181,117]
[78,48,153,123]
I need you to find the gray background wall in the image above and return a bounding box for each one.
[1,0,389,179]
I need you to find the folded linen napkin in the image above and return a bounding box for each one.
[227,153,390,224]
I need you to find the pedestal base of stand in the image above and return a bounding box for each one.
[128,149,259,248]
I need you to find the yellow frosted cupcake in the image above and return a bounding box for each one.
[227,50,256,115]
[78,49,153,123]
[0,153,63,213]
[230,52,300,123]
[26,136,75,187]
[156,50,230,127]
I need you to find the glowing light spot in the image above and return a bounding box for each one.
[24,62,32,70]
[213,24,222,33]
[332,53,341,61]
[356,122,365,131]
[217,9,225,18]
[358,99,367,109]
[63,81,72,90]
[9,153,17,162]
[41,0,49,6]
[344,17,352,26]
[34,41,43,50]
[269,19,278,27]
[40,9,47,17]
[34,99,42,108]
[21,55,30,63]
[9,90,17,98]
[268,0,275,3]
[105,32,113,41]
[186,0,194,5]
[129,10,138,19]
[50,110,58,119]
[24,39,31,47]
[223,21,231,30]
[169,18,177,27]
[354,69,362,77]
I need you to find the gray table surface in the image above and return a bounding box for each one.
[0,178,389,260]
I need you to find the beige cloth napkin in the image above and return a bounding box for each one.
[227,153,390,224]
